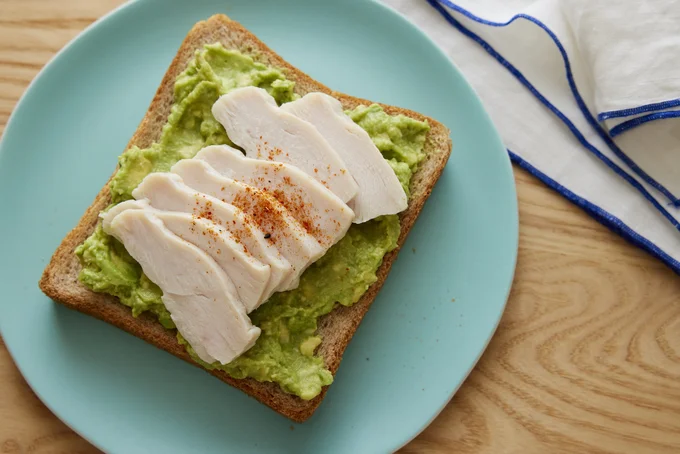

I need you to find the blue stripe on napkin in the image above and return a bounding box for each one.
[599,98,680,121]
[610,110,680,137]
[509,150,680,274]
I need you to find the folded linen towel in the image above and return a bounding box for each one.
[383,0,680,272]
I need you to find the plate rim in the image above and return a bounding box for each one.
[368,0,518,450]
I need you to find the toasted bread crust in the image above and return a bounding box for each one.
[39,14,452,422]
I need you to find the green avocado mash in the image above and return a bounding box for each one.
[76,43,429,400]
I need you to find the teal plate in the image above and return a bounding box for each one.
[0,0,517,452]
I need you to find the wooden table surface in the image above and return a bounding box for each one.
[2,1,680,453]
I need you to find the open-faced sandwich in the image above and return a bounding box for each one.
[39,14,452,422]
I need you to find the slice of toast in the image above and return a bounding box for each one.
[39,14,452,422]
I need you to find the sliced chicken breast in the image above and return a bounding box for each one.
[100,199,151,232]
[104,208,260,365]
[132,173,286,309]
[101,196,270,313]
[172,159,324,289]
[154,211,270,313]
[195,145,354,249]
[281,92,408,223]
[211,86,359,203]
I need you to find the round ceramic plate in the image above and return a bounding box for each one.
[0,0,518,452]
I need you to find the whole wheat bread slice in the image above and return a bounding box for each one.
[39,14,452,422]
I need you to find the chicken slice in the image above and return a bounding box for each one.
[131,173,285,310]
[104,208,260,365]
[211,86,359,203]
[195,145,354,249]
[154,211,270,313]
[172,158,324,289]
[282,92,407,223]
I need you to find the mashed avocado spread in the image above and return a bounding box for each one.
[76,43,429,400]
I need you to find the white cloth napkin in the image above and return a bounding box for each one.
[383,0,680,272]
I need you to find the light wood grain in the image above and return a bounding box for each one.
[1,1,679,452]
